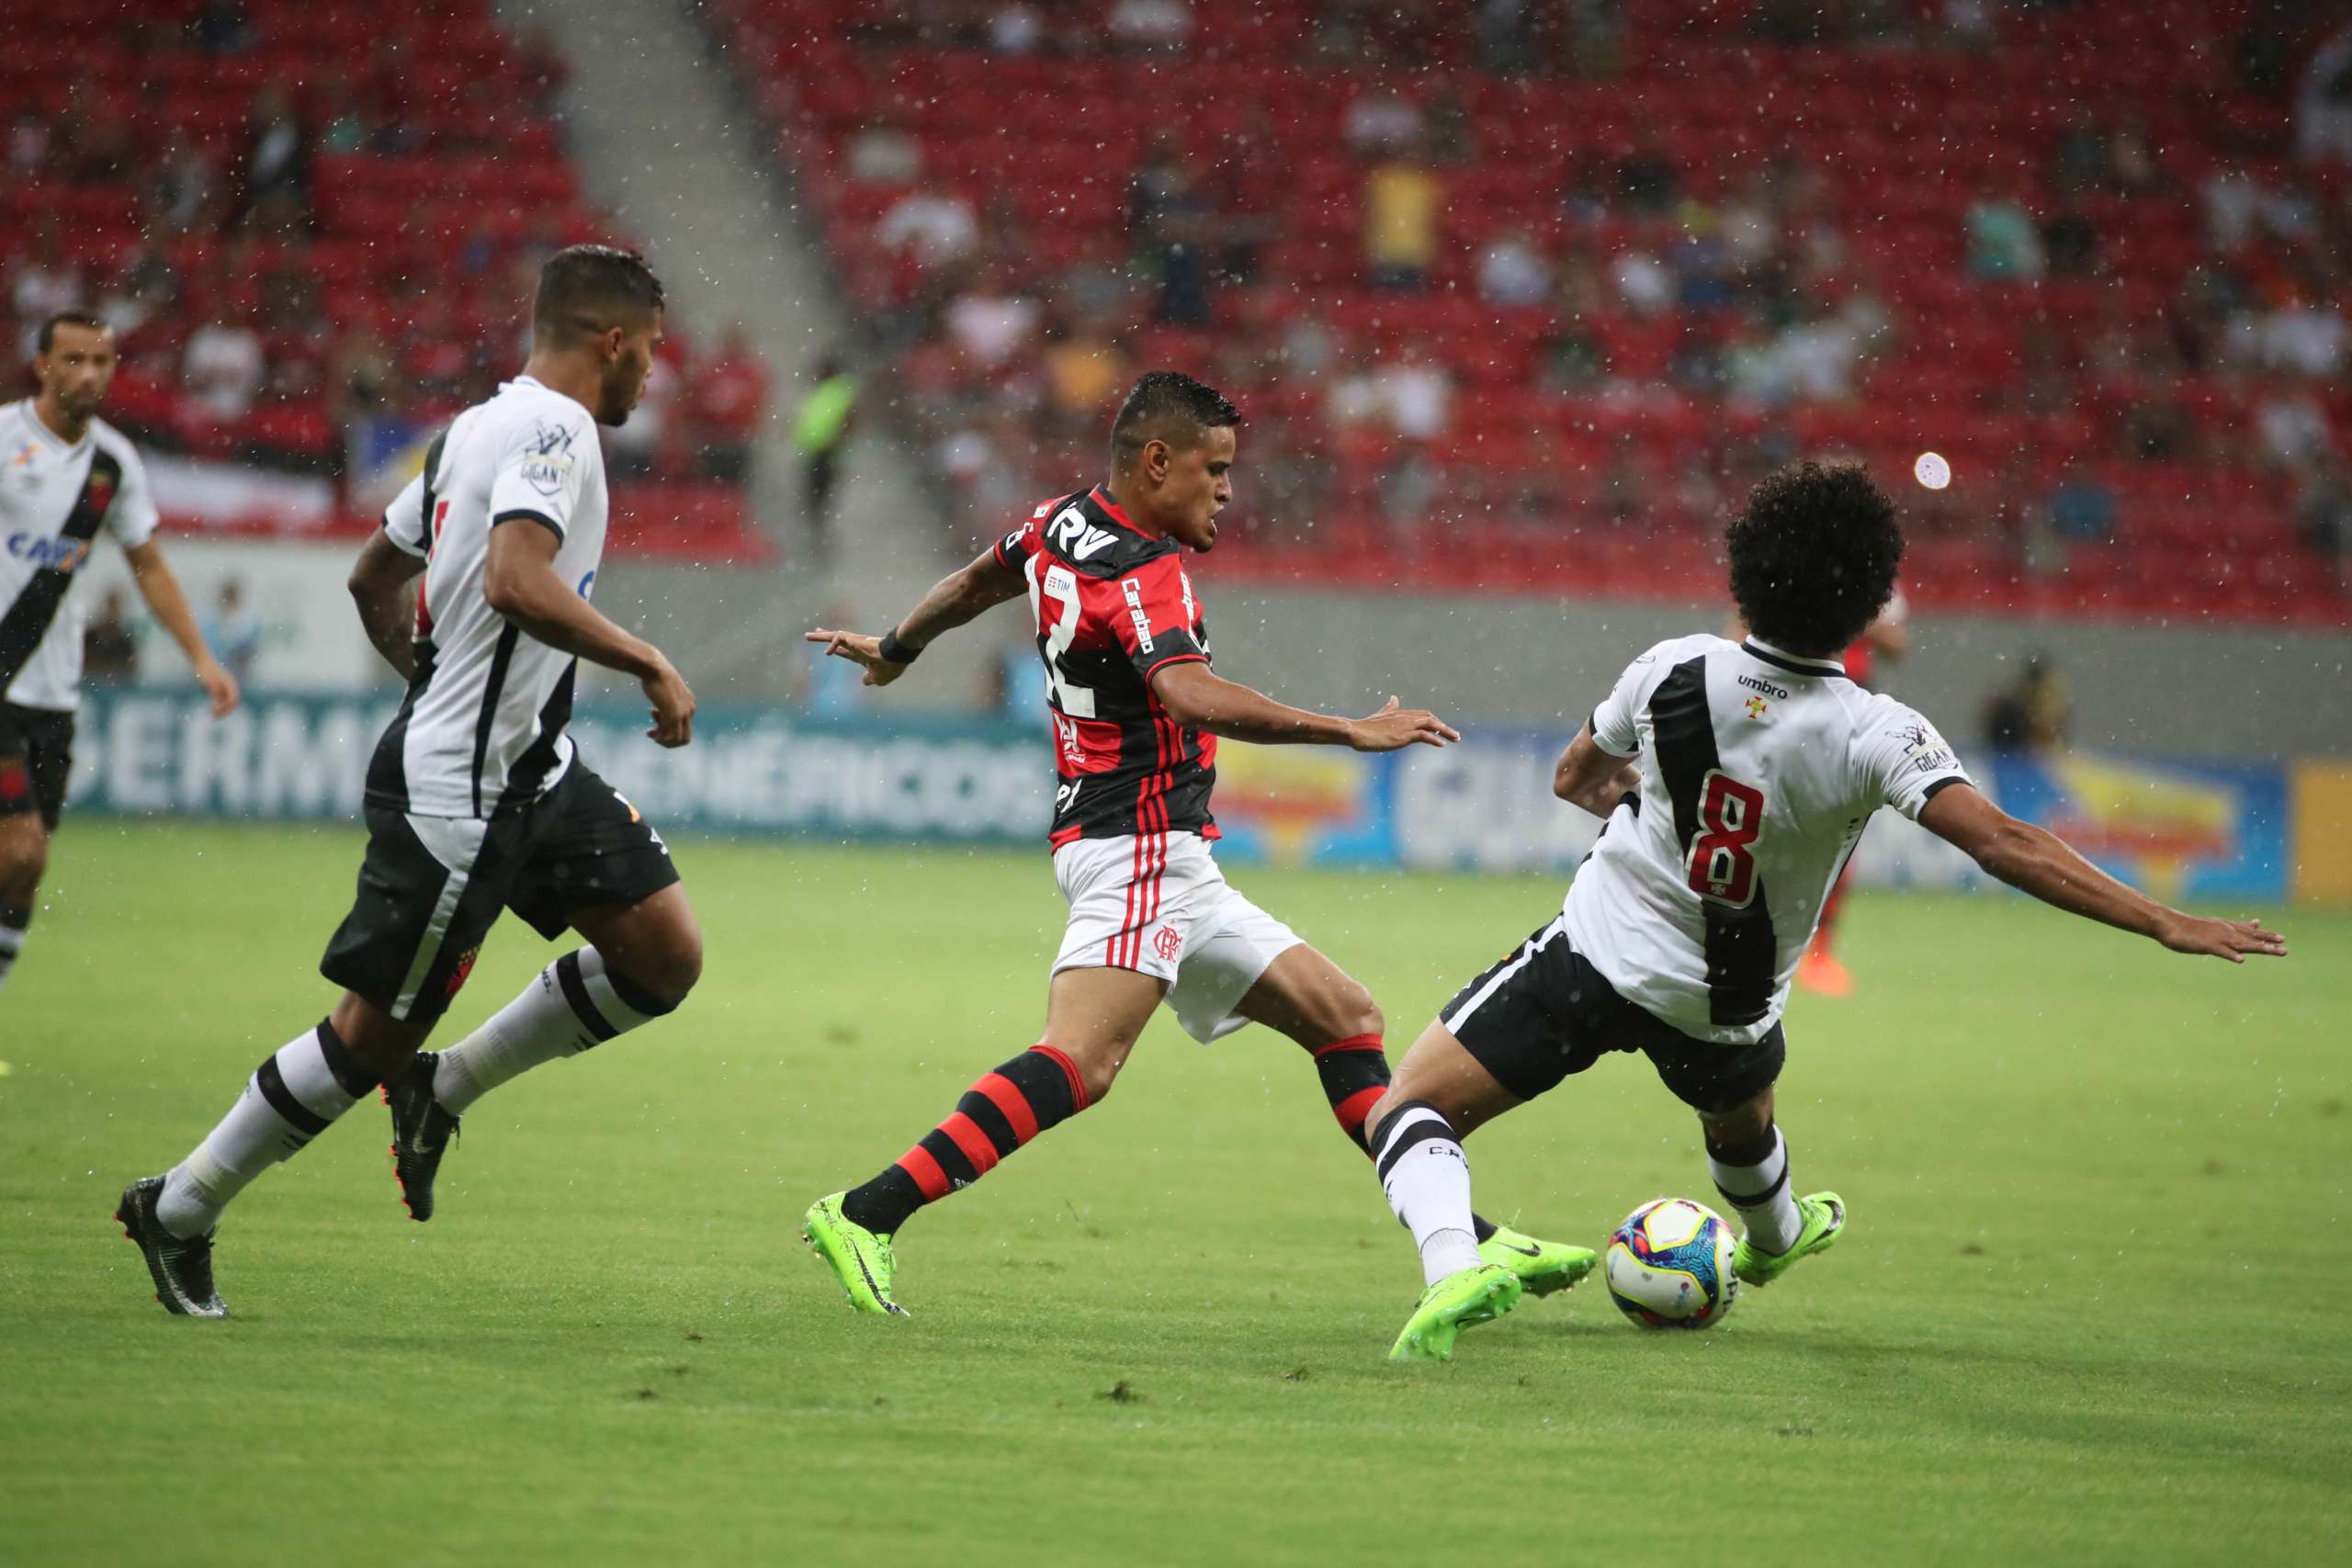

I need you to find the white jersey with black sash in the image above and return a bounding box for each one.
[367,375,608,820]
[0,400,159,711]
[1564,633,1972,1044]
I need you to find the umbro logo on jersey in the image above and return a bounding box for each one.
[1736,673,1789,700]
[1048,505,1116,560]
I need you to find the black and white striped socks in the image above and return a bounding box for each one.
[1707,1122,1803,1255]
[1370,1100,1485,1288]
[0,900,28,995]
[156,1021,380,1238]
[431,948,673,1115]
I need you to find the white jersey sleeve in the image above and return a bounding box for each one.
[96,426,158,549]
[1589,638,1690,757]
[383,465,431,558]
[487,405,594,540]
[1853,695,1972,821]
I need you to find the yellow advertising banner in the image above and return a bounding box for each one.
[2292,762,2352,905]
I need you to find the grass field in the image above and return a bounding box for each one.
[3,822,2346,1565]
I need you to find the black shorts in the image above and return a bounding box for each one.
[1439,915,1785,1114]
[320,761,680,1032]
[0,702,74,830]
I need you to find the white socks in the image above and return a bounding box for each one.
[1373,1102,1485,1287]
[157,1021,379,1238]
[0,903,26,996]
[432,948,668,1116]
[1709,1123,1803,1255]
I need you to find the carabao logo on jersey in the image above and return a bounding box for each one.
[5,533,91,572]
[1120,576,1156,653]
[1048,505,1116,560]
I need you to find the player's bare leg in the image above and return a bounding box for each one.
[1695,1083,1846,1286]
[390,885,704,1219]
[0,811,47,997]
[1363,1021,1535,1359]
[805,964,1162,1315]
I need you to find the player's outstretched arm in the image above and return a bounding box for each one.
[348,529,426,682]
[1917,782,2287,963]
[123,539,239,716]
[1149,662,1458,750]
[482,517,695,748]
[1552,723,1642,818]
[805,547,1025,688]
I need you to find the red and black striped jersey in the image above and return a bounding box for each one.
[993,486,1219,847]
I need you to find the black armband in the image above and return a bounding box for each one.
[877,626,923,664]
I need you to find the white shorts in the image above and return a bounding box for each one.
[1051,831,1303,1043]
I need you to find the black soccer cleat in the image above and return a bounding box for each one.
[384,1051,460,1222]
[115,1177,227,1318]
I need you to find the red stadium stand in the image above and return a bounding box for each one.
[711,0,2346,624]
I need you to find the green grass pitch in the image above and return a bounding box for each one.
[3,822,2346,1565]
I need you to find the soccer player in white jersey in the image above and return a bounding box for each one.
[116,247,706,1317]
[0,310,240,999]
[1365,462,2289,1360]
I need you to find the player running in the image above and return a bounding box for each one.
[1,310,241,1000]
[1366,461,2287,1361]
[116,247,705,1316]
[800,371,1593,1315]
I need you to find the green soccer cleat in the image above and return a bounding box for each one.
[1733,1191,1847,1287]
[1478,1223,1598,1299]
[1387,1263,1524,1363]
[802,1193,908,1317]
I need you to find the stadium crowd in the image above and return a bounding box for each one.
[732,0,2352,623]
[3,0,769,498]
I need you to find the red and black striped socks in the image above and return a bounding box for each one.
[839,1046,1090,1235]
[1306,1032,1498,1246]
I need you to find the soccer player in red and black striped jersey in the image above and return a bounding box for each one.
[798,372,1595,1317]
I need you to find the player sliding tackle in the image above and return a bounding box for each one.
[1368,461,2288,1361]
[116,248,705,1316]
[802,371,1596,1315]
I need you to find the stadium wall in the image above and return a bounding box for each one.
[59,688,2332,906]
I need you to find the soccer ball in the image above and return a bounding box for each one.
[1605,1198,1740,1330]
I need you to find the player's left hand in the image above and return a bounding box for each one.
[197,660,240,717]
[1347,695,1460,751]
[805,627,907,687]
[2154,912,2288,963]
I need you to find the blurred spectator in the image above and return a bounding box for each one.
[9,220,84,354]
[205,581,264,686]
[846,110,922,186]
[2049,110,2110,195]
[2300,21,2352,164]
[1044,322,1128,417]
[142,135,220,234]
[85,591,139,684]
[232,84,313,232]
[946,267,1040,367]
[1966,196,2045,280]
[2040,203,2100,275]
[1363,154,1442,290]
[1344,89,1424,158]
[693,326,771,484]
[193,0,255,52]
[794,355,860,558]
[2103,118,2166,195]
[1107,0,1193,54]
[1476,231,1551,307]
[1613,134,1679,216]
[1426,85,1476,165]
[8,108,53,179]
[989,6,1045,53]
[877,188,978,268]
[1610,243,1675,312]
[2044,471,2119,543]
[1376,442,1444,528]
[1331,349,1452,440]
[2296,458,2352,567]
[1127,135,1215,326]
[1984,656,2070,752]
[183,311,267,423]
[2254,379,2333,468]
[316,70,375,154]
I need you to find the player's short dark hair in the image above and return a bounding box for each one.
[1725,460,1905,659]
[533,244,665,345]
[37,310,109,354]
[1110,370,1240,468]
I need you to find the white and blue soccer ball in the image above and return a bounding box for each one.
[1605,1197,1740,1330]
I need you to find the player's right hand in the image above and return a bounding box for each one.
[642,656,695,748]
[2154,912,2288,963]
[805,627,907,687]
[1347,695,1460,752]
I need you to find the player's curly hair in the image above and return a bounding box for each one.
[1725,461,1905,659]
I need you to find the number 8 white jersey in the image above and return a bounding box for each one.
[1563,633,1971,1044]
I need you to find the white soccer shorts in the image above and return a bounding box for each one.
[1050,830,1302,1043]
